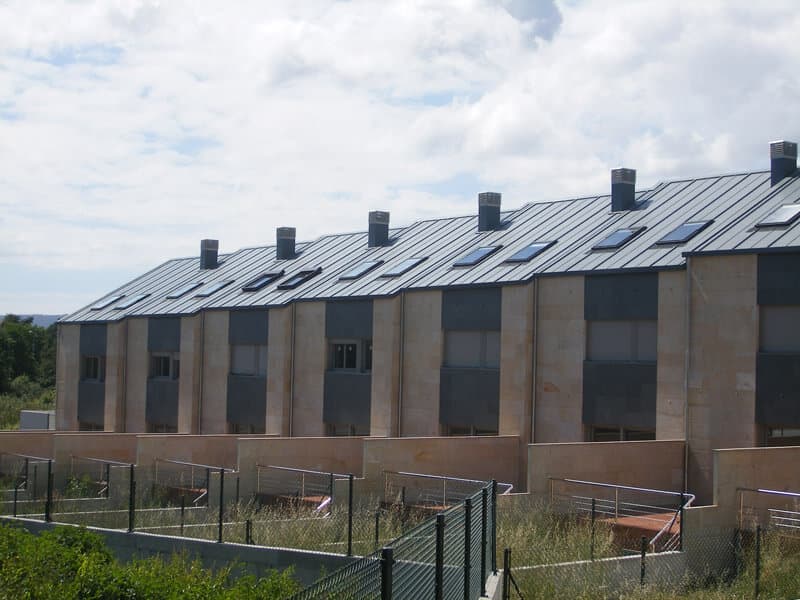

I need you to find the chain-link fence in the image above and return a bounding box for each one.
[383,470,511,512]
[293,481,498,600]
[0,452,50,518]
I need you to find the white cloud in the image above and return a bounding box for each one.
[1,0,799,312]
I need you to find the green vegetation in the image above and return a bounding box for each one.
[0,315,57,429]
[0,523,300,599]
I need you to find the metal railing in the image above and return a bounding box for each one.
[384,470,512,510]
[67,455,132,499]
[549,477,694,553]
[738,487,800,535]
[153,458,235,506]
[256,464,349,510]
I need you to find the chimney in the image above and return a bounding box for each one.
[611,168,636,211]
[770,140,798,186]
[368,211,390,247]
[200,239,218,269]
[276,227,296,260]
[478,192,501,231]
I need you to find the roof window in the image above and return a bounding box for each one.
[453,246,502,267]
[195,280,233,298]
[504,241,555,263]
[114,294,149,309]
[242,271,284,292]
[90,295,123,310]
[381,257,427,277]
[277,267,322,290]
[166,282,203,299]
[592,227,645,250]
[756,204,800,228]
[340,260,384,281]
[656,221,713,244]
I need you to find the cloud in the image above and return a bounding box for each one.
[1,0,800,312]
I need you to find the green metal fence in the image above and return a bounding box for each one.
[292,480,497,600]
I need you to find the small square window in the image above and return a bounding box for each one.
[592,227,645,250]
[277,268,322,290]
[756,204,800,228]
[381,257,427,277]
[504,241,555,263]
[656,221,713,245]
[195,280,233,298]
[114,294,149,309]
[150,353,180,379]
[453,246,502,267]
[242,271,284,292]
[90,295,123,310]
[166,282,203,299]
[340,260,384,281]
[81,356,106,381]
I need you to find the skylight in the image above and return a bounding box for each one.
[242,271,284,292]
[340,260,384,281]
[90,295,123,310]
[277,267,322,290]
[504,241,555,263]
[756,204,800,228]
[656,221,713,245]
[453,246,502,267]
[381,257,427,278]
[166,282,203,299]
[114,294,150,309]
[592,227,645,250]
[195,280,233,298]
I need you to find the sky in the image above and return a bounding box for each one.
[2,0,800,315]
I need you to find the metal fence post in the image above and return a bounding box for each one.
[591,498,596,560]
[329,472,334,501]
[435,513,445,600]
[32,464,38,499]
[127,464,135,533]
[640,536,647,586]
[44,459,52,523]
[24,458,29,490]
[679,492,685,551]
[491,480,498,574]
[754,525,761,599]
[235,476,240,506]
[464,498,472,600]
[105,462,111,498]
[481,487,488,597]
[375,509,381,549]
[245,519,253,545]
[13,484,18,517]
[381,547,394,600]
[503,548,511,600]
[347,473,354,557]
[217,468,225,543]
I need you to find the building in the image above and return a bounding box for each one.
[55,140,800,501]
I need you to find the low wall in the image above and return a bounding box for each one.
[528,440,685,497]
[362,436,521,497]
[0,431,56,459]
[237,437,365,499]
[4,517,355,587]
[52,433,139,487]
[136,435,249,472]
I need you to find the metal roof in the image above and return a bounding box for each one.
[63,169,800,323]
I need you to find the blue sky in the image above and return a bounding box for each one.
[1,0,799,314]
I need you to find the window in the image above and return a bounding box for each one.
[453,246,502,267]
[166,282,203,299]
[504,241,555,263]
[114,294,149,309]
[150,353,180,379]
[591,427,655,442]
[79,422,104,432]
[587,320,656,361]
[381,257,427,277]
[228,422,266,435]
[326,423,370,436]
[340,260,384,280]
[443,330,500,368]
[329,339,372,371]
[277,267,322,290]
[445,425,498,436]
[230,344,267,376]
[81,356,106,381]
[756,204,800,228]
[242,271,284,292]
[195,280,233,297]
[655,221,713,245]
[146,423,178,434]
[90,295,123,310]
[592,227,645,250]
[760,305,800,352]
